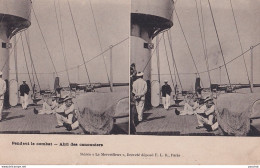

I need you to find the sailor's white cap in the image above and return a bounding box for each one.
[136,72,144,77]
[164,80,168,83]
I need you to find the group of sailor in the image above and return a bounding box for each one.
[0,70,79,131]
[175,95,219,132]
[130,63,174,123]
[34,95,79,131]
[130,63,219,132]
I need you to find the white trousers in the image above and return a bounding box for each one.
[162,94,170,110]
[180,103,194,115]
[56,113,79,130]
[39,102,54,115]
[135,98,145,121]
[196,114,214,126]
[21,94,29,109]
[0,99,3,120]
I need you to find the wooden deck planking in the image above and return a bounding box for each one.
[136,106,217,136]
[0,106,84,134]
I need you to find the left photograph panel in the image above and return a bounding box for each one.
[0,0,130,135]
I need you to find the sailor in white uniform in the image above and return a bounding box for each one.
[0,71,6,121]
[55,96,79,131]
[132,72,147,122]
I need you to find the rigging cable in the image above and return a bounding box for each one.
[25,31,36,86]
[32,6,58,77]
[88,0,111,89]
[229,0,251,88]
[24,31,42,91]
[195,0,212,86]
[67,0,91,83]
[57,37,129,74]
[54,0,71,85]
[167,31,183,91]
[152,42,260,76]
[174,9,203,87]
[163,33,175,90]
[156,35,161,84]
[20,34,33,89]
[207,0,231,87]
[168,32,177,84]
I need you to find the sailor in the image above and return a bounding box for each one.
[132,72,147,122]
[176,96,200,115]
[195,97,218,131]
[161,80,172,110]
[34,96,59,115]
[19,80,30,110]
[130,63,137,92]
[55,96,79,131]
[0,71,6,121]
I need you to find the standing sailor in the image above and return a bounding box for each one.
[20,81,30,110]
[132,72,147,122]
[0,71,6,121]
[161,80,172,110]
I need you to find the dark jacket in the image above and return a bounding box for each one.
[161,84,172,97]
[20,84,30,96]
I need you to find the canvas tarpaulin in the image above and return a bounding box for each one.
[74,91,128,134]
[216,93,260,136]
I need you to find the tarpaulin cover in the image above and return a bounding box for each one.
[216,93,260,136]
[74,91,128,134]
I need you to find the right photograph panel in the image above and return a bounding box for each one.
[130,0,260,136]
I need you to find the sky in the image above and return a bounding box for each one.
[6,0,260,91]
[151,0,260,90]
[10,0,130,90]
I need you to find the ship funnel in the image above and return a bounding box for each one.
[0,0,32,80]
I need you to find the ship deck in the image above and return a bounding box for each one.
[135,106,218,136]
[0,105,85,134]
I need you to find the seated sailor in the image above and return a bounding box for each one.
[195,97,218,131]
[34,96,59,115]
[178,96,200,116]
[55,96,79,131]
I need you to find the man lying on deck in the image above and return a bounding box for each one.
[55,96,79,131]
[195,97,218,131]
[34,96,59,115]
[175,96,200,116]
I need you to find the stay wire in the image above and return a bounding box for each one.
[229,0,251,87]
[163,33,175,90]
[32,6,58,77]
[20,34,33,89]
[207,0,231,86]
[67,0,91,83]
[24,31,42,91]
[167,31,183,91]
[57,37,129,74]
[88,0,111,88]
[195,0,212,86]
[54,0,71,85]
[174,9,203,88]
